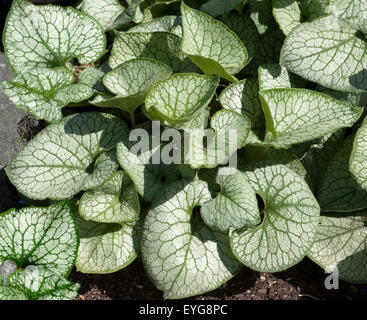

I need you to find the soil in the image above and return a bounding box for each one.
[69,256,367,300]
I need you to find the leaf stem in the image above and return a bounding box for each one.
[129,111,136,128]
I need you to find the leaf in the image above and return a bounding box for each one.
[2,68,94,123]
[141,180,241,299]
[142,0,181,22]
[258,63,306,91]
[230,162,320,272]
[5,266,79,300]
[75,216,140,274]
[318,136,367,212]
[219,78,264,131]
[272,0,301,35]
[128,15,182,36]
[247,0,277,35]
[350,116,367,191]
[109,31,197,73]
[3,0,106,74]
[0,201,78,277]
[94,58,172,114]
[201,168,260,232]
[308,211,367,283]
[222,13,259,62]
[6,112,128,200]
[186,109,251,168]
[280,15,367,93]
[299,0,328,21]
[326,0,367,21]
[181,2,248,82]
[79,171,140,224]
[0,286,27,300]
[81,0,126,31]
[260,88,362,147]
[252,29,285,66]
[200,0,245,17]
[316,85,361,106]
[116,128,195,202]
[145,73,219,125]
[301,130,345,194]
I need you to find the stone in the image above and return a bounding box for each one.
[0,53,27,212]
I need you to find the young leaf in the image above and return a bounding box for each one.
[4,266,79,300]
[230,162,320,272]
[260,88,362,147]
[141,180,241,299]
[109,31,196,73]
[128,15,182,36]
[3,0,106,74]
[318,136,367,212]
[79,171,140,224]
[280,15,367,93]
[0,201,78,277]
[0,286,27,300]
[272,0,301,35]
[219,78,264,131]
[2,68,94,123]
[6,112,128,200]
[181,2,248,82]
[81,0,126,31]
[76,217,140,274]
[92,58,172,114]
[350,116,367,191]
[308,211,367,283]
[201,168,260,232]
[145,73,219,125]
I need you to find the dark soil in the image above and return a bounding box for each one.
[69,256,367,300]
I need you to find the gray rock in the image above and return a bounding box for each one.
[0,259,17,286]
[0,53,27,212]
[0,53,27,169]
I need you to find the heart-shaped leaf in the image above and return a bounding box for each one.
[81,0,126,31]
[181,2,248,82]
[117,125,195,202]
[0,201,78,277]
[6,112,128,200]
[308,211,367,283]
[350,116,367,191]
[2,68,95,123]
[79,171,140,223]
[1,266,79,300]
[230,162,320,272]
[92,58,171,115]
[318,136,367,212]
[145,73,219,125]
[201,168,260,232]
[110,31,197,72]
[3,0,106,74]
[76,216,140,274]
[280,15,367,92]
[260,88,362,147]
[186,109,251,168]
[141,180,241,299]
